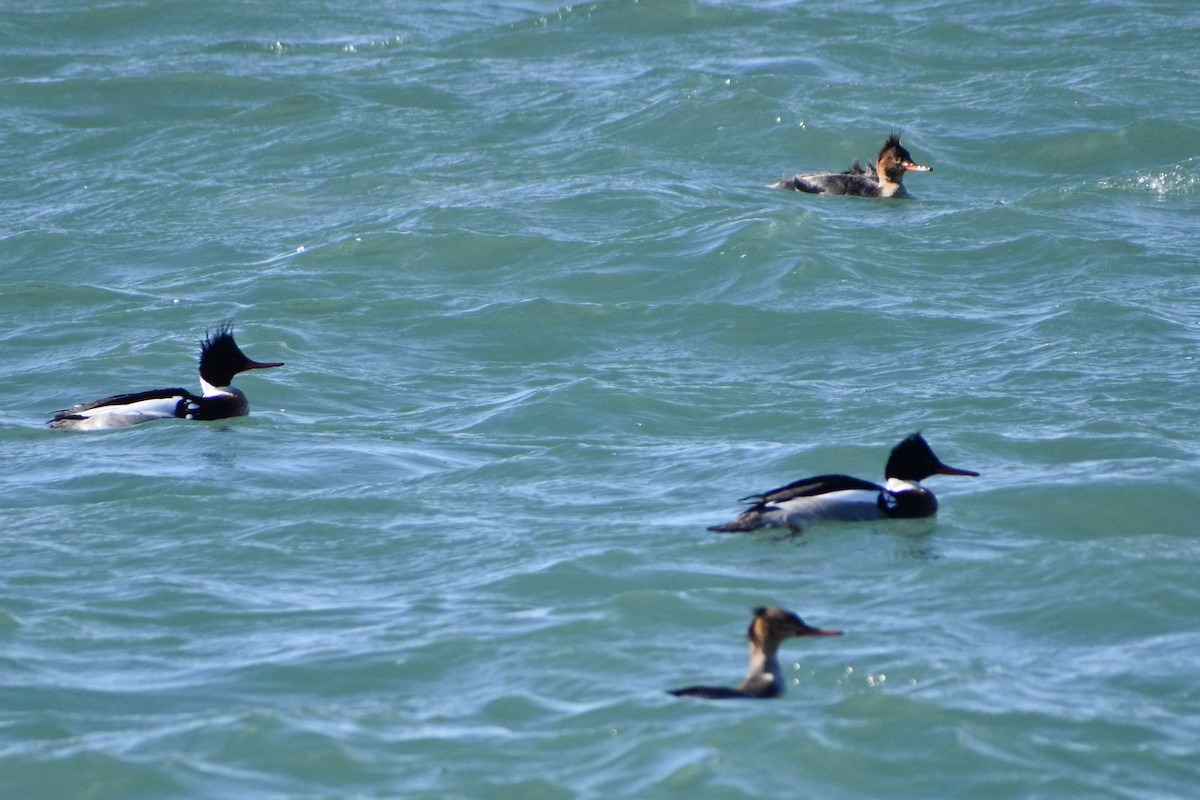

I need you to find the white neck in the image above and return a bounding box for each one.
[886,477,920,492]
[200,375,235,398]
[737,645,784,696]
[874,174,904,197]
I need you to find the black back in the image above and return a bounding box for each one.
[744,474,885,507]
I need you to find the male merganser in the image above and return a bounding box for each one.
[708,433,978,533]
[48,324,284,430]
[669,606,843,700]
[772,132,931,198]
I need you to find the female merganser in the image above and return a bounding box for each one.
[669,606,843,700]
[708,433,978,533]
[48,324,284,430]
[772,133,931,198]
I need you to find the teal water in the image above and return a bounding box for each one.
[3,1,1199,797]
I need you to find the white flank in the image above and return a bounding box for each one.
[66,396,185,430]
[775,489,883,524]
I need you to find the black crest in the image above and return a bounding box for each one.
[879,131,908,159]
[199,322,251,386]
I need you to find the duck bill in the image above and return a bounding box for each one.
[905,163,932,172]
[800,625,844,637]
[242,359,285,371]
[934,461,979,477]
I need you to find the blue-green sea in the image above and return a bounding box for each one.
[3,1,1199,797]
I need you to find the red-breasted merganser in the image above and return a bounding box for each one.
[48,324,284,430]
[708,433,978,533]
[669,606,843,700]
[772,133,931,198]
